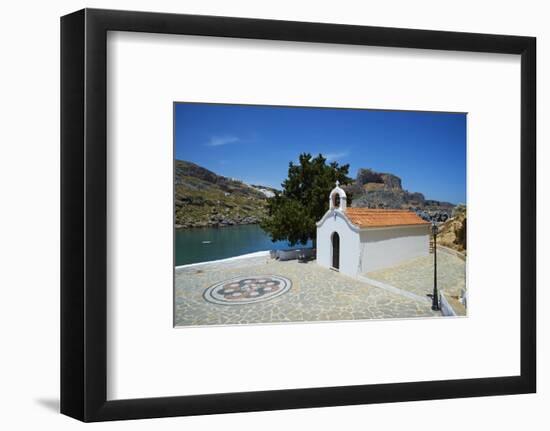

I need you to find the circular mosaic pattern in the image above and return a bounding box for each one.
[203,275,292,305]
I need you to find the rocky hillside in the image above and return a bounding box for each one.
[345,168,455,219]
[175,160,273,228]
[437,204,467,252]
[175,161,460,229]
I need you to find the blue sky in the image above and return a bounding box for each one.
[174,103,466,204]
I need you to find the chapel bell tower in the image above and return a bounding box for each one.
[329,180,347,211]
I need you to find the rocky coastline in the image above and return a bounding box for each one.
[175,216,262,229]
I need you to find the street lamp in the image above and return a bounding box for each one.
[430,221,440,311]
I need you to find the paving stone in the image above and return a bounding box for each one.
[366,252,466,301]
[175,257,443,327]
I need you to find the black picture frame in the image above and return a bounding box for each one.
[61,8,536,422]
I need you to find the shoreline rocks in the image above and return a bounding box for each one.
[175,216,262,229]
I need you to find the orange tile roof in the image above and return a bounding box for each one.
[345,208,430,228]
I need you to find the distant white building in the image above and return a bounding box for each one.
[316,182,431,277]
[246,183,276,198]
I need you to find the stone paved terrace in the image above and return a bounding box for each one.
[365,250,466,314]
[175,256,441,327]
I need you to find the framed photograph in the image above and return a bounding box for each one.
[174,102,467,324]
[61,8,536,422]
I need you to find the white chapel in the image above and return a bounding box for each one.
[316,182,431,277]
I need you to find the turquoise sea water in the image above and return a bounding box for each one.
[175,224,311,266]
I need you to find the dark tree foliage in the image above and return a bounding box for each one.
[261,153,352,246]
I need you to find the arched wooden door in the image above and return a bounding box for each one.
[332,232,340,270]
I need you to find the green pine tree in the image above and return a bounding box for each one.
[261,153,352,247]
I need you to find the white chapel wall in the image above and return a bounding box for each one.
[316,211,360,277]
[360,225,430,273]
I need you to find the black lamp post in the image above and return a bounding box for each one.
[431,221,440,311]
